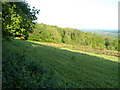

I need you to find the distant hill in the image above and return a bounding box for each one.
[29,23,119,51]
[78,29,119,38]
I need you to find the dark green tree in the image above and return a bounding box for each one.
[2,1,40,40]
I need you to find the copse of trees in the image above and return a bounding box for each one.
[2,1,40,40]
[29,23,119,51]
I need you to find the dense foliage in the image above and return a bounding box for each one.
[2,2,40,40]
[29,23,119,51]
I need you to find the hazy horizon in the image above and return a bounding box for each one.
[38,23,118,31]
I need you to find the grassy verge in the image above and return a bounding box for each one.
[2,39,119,88]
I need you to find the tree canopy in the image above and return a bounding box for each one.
[2,1,40,40]
[29,23,119,51]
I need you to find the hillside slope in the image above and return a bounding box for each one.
[3,39,119,88]
[29,23,119,51]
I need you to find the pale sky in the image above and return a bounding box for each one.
[26,0,119,30]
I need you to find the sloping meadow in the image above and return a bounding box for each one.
[2,39,119,88]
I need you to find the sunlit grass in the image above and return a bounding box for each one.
[60,48,118,63]
[29,40,119,62]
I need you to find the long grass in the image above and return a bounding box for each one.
[2,39,119,88]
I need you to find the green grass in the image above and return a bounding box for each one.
[28,40,119,62]
[2,39,119,88]
[60,48,118,63]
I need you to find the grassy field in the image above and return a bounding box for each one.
[29,40,119,62]
[2,39,119,88]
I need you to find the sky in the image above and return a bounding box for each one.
[25,0,119,30]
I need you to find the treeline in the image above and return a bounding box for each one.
[29,23,119,51]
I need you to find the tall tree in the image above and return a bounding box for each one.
[2,1,40,40]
